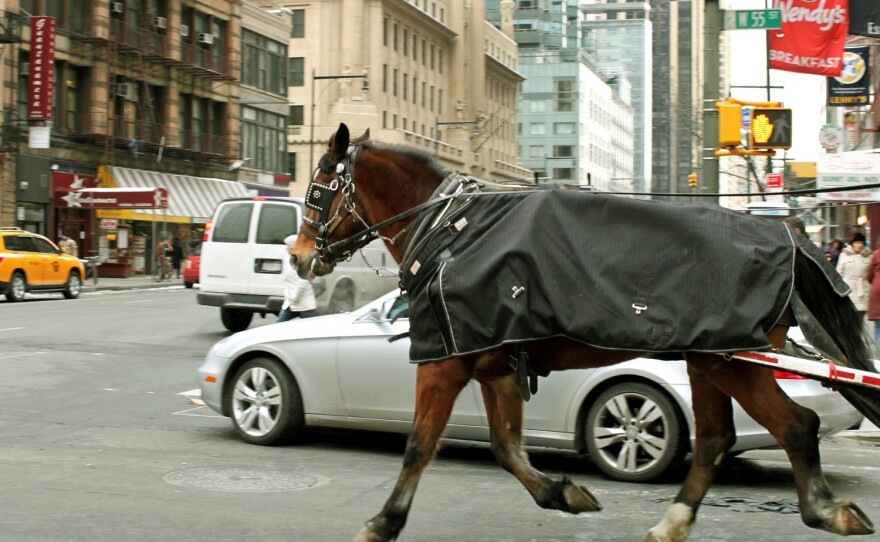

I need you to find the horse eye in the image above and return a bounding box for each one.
[336,163,345,174]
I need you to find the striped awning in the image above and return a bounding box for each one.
[102,166,249,221]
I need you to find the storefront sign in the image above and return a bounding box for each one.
[100,219,118,229]
[51,171,98,193]
[827,46,871,106]
[849,0,880,37]
[819,124,843,149]
[769,0,848,76]
[54,188,169,209]
[817,152,880,201]
[27,17,56,121]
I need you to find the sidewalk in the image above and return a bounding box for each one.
[81,274,187,292]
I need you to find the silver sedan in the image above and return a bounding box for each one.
[197,290,863,482]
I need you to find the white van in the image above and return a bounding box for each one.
[197,196,396,332]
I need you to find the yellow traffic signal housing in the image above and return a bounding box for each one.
[750,108,793,150]
[688,173,698,188]
[717,102,743,148]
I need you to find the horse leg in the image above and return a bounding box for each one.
[644,359,736,542]
[477,370,602,513]
[688,353,874,536]
[353,358,473,542]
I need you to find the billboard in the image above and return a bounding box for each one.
[769,0,848,77]
[27,17,56,121]
[828,46,871,107]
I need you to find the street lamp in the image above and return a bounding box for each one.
[434,117,479,156]
[309,69,369,171]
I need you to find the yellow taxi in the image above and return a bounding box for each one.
[0,227,86,302]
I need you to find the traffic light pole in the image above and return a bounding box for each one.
[701,0,723,203]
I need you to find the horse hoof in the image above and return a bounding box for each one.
[826,499,875,536]
[562,481,603,513]
[352,523,389,542]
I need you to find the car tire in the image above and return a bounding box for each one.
[328,281,355,313]
[63,270,82,299]
[6,271,26,302]
[228,357,305,445]
[585,381,687,483]
[184,281,194,289]
[220,308,253,332]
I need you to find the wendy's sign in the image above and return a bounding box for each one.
[769,0,848,77]
[54,188,169,209]
[27,17,56,121]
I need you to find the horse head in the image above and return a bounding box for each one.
[291,122,447,279]
[290,123,373,278]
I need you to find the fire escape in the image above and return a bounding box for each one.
[70,5,238,167]
[0,11,23,153]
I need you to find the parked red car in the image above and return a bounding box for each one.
[183,243,201,288]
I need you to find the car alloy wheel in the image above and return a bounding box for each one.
[229,357,304,445]
[585,382,686,483]
[63,271,82,299]
[6,271,26,302]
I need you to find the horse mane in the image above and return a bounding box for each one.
[359,140,533,193]
[360,141,451,180]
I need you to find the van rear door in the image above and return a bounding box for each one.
[249,201,302,296]
[201,201,255,295]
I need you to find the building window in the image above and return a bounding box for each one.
[288,57,305,87]
[529,123,546,135]
[403,28,408,55]
[553,145,574,157]
[529,100,546,113]
[179,94,227,155]
[241,106,287,173]
[553,122,576,135]
[554,80,576,112]
[289,105,304,125]
[553,167,573,180]
[288,152,297,181]
[291,9,305,38]
[242,29,288,95]
[529,145,546,158]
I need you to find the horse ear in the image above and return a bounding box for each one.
[329,123,350,162]
[352,128,370,144]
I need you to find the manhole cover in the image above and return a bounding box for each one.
[164,467,330,492]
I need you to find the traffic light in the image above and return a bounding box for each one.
[688,172,698,188]
[749,108,792,150]
[717,101,743,148]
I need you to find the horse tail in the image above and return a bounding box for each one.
[794,250,880,427]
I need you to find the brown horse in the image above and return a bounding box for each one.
[291,123,878,542]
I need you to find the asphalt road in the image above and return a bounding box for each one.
[1,287,880,542]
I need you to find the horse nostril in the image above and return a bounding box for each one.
[289,254,298,267]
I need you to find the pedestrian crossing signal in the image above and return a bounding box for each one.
[750,108,792,150]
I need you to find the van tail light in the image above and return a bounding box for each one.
[202,219,213,242]
[774,370,808,380]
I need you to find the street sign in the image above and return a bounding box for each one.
[724,9,782,30]
[766,172,784,202]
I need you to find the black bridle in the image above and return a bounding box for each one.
[300,145,373,264]
[300,144,466,268]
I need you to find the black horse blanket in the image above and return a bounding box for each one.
[399,185,848,363]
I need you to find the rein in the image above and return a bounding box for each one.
[303,142,553,271]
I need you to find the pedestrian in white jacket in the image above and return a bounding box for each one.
[277,234,317,323]
[837,232,872,316]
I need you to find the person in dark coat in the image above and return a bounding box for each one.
[171,237,184,278]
